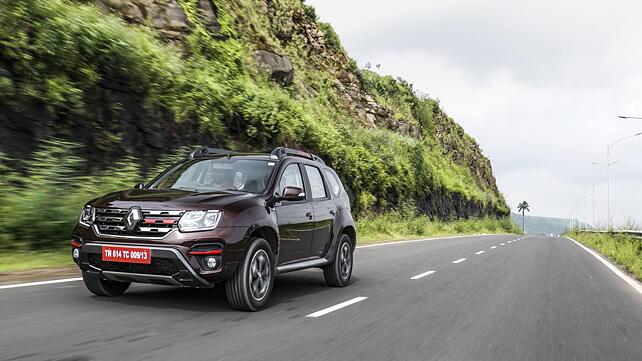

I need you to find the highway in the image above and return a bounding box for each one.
[1,234,641,361]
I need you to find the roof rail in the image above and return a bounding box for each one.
[271,147,325,165]
[188,147,235,159]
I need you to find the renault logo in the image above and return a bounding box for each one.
[125,207,142,232]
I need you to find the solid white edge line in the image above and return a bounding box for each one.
[475,251,485,255]
[410,270,436,280]
[566,237,642,294]
[452,258,467,264]
[305,297,368,318]
[356,234,506,249]
[0,277,83,290]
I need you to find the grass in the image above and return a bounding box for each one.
[356,211,520,244]
[566,232,642,281]
[0,249,74,272]
[0,213,519,273]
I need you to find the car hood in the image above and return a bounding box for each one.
[90,188,256,210]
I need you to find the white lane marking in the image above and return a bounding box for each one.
[507,241,512,244]
[500,243,506,246]
[490,246,497,249]
[0,277,82,290]
[452,258,467,264]
[356,234,503,249]
[305,297,368,318]
[566,237,642,294]
[475,251,485,255]
[410,270,436,280]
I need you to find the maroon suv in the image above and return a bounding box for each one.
[70,147,356,311]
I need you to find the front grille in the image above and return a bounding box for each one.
[88,254,180,276]
[94,208,183,238]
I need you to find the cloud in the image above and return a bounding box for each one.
[308,0,642,225]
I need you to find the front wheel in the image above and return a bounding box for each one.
[225,238,275,311]
[82,272,130,297]
[323,234,353,287]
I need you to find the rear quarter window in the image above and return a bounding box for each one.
[324,170,341,198]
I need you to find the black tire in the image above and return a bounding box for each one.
[323,233,353,287]
[82,272,130,297]
[225,238,275,311]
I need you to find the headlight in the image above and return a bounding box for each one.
[178,210,222,232]
[78,205,95,227]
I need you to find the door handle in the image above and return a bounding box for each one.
[329,209,336,216]
[305,212,313,219]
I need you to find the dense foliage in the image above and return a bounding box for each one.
[0,0,510,249]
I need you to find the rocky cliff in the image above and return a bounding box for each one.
[0,0,508,218]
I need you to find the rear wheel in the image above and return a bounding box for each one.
[323,234,353,287]
[225,238,275,311]
[82,272,130,297]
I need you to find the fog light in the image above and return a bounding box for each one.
[205,256,218,269]
[72,248,80,259]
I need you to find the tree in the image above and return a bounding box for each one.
[517,201,530,234]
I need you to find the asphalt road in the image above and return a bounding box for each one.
[1,234,641,361]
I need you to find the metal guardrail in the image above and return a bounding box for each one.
[579,230,642,239]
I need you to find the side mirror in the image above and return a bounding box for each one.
[134,183,145,189]
[278,186,305,202]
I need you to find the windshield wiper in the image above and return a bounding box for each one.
[175,186,199,192]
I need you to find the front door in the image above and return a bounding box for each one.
[275,163,314,264]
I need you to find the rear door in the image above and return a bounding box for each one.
[303,165,336,258]
[274,163,315,264]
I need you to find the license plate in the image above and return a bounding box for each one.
[102,246,151,264]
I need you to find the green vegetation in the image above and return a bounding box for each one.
[357,208,520,244]
[0,250,74,272]
[567,232,642,281]
[0,0,510,252]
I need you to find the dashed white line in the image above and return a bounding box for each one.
[410,270,436,280]
[475,251,485,255]
[490,246,497,249]
[500,243,506,246]
[0,277,82,290]
[305,297,368,318]
[452,258,467,264]
[507,241,512,244]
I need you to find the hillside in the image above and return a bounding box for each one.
[0,0,510,247]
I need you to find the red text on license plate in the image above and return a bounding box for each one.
[102,246,151,264]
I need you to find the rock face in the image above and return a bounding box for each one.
[90,0,192,39]
[88,0,220,38]
[253,50,295,86]
[197,0,220,33]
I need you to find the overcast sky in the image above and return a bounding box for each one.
[308,0,642,227]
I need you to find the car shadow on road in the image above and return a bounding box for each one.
[90,269,355,313]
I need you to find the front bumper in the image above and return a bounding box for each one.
[75,242,239,287]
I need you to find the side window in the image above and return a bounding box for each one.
[304,165,327,199]
[278,164,304,195]
[324,170,341,198]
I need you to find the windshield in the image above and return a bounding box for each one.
[148,158,277,193]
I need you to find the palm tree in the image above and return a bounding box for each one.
[517,201,530,234]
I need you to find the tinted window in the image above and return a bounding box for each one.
[148,158,276,193]
[304,165,327,199]
[278,164,304,195]
[324,170,341,198]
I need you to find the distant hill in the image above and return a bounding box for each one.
[510,213,589,235]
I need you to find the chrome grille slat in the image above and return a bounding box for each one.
[139,227,173,233]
